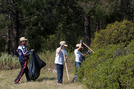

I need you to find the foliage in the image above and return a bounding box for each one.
[19,0,84,51]
[0,53,20,70]
[0,0,134,53]
[78,40,134,89]
[93,20,134,48]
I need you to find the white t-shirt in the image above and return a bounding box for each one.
[55,47,67,65]
[74,49,82,63]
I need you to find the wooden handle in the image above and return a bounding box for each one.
[83,43,95,53]
[62,50,70,80]
[65,62,69,80]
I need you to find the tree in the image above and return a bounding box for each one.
[77,0,99,47]
[0,0,20,55]
[41,0,85,51]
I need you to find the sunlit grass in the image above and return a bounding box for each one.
[0,69,86,89]
[0,51,86,89]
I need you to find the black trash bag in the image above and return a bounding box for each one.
[28,51,46,80]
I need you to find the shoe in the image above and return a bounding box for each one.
[57,83,62,85]
[14,82,19,84]
[72,78,77,82]
[72,79,77,82]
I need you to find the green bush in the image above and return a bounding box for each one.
[78,41,134,89]
[93,20,134,48]
[0,53,20,70]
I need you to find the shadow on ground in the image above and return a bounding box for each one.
[37,77,56,82]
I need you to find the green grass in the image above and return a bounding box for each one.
[0,53,20,69]
[0,51,86,89]
[0,68,86,89]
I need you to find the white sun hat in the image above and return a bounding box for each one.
[76,44,83,48]
[20,37,27,42]
[60,41,68,47]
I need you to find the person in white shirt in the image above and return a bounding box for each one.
[55,41,67,85]
[72,43,84,82]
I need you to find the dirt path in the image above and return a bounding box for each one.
[0,69,86,89]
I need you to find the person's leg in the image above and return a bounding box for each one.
[73,62,81,82]
[56,64,60,83]
[73,62,77,81]
[24,65,31,82]
[14,60,27,83]
[56,64,63,83]
[59,64,63,83]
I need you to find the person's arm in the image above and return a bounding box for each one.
[25,50,32,56]
[82,53,85,57]
[22,46,33,57]
[57,45,64,54]
[24,48,34,56]
[77,47,82,51]
[17,49,23,56]
[57,47,62,54]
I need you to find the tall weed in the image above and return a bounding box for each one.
[37,51,75,72]
[0,53,20,70]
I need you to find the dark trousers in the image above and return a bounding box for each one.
[55,64,64,83]
[73,62,81,82]
[15,59,30,83]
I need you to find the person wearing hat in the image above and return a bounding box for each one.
[14,37,34,84]
[72,43,84,82]
[55,41,68,85]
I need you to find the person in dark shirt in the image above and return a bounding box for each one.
[14,37,34,84]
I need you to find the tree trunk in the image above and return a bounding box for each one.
[84,14,91,48]
[96,20,100,32]
[5,27,10,54]
[11,6,19,55]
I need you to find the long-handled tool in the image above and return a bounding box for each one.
[82,42,95,53]
[62,50,70,80]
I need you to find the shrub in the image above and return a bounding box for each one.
[93,20,134,48]
[78,41,134,89]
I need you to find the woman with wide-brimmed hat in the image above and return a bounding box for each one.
[72,43,84,82]
[55,41,68,85]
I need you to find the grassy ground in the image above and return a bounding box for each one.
[0,68,86,89]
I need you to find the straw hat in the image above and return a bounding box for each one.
[60,41,68,47]
[76,44,83,48]
[20,37,27,42]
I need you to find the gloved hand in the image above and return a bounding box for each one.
[31,49,34,52]
[64,59,67,63]
[80,40,83,44]
[60,44,64,48]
